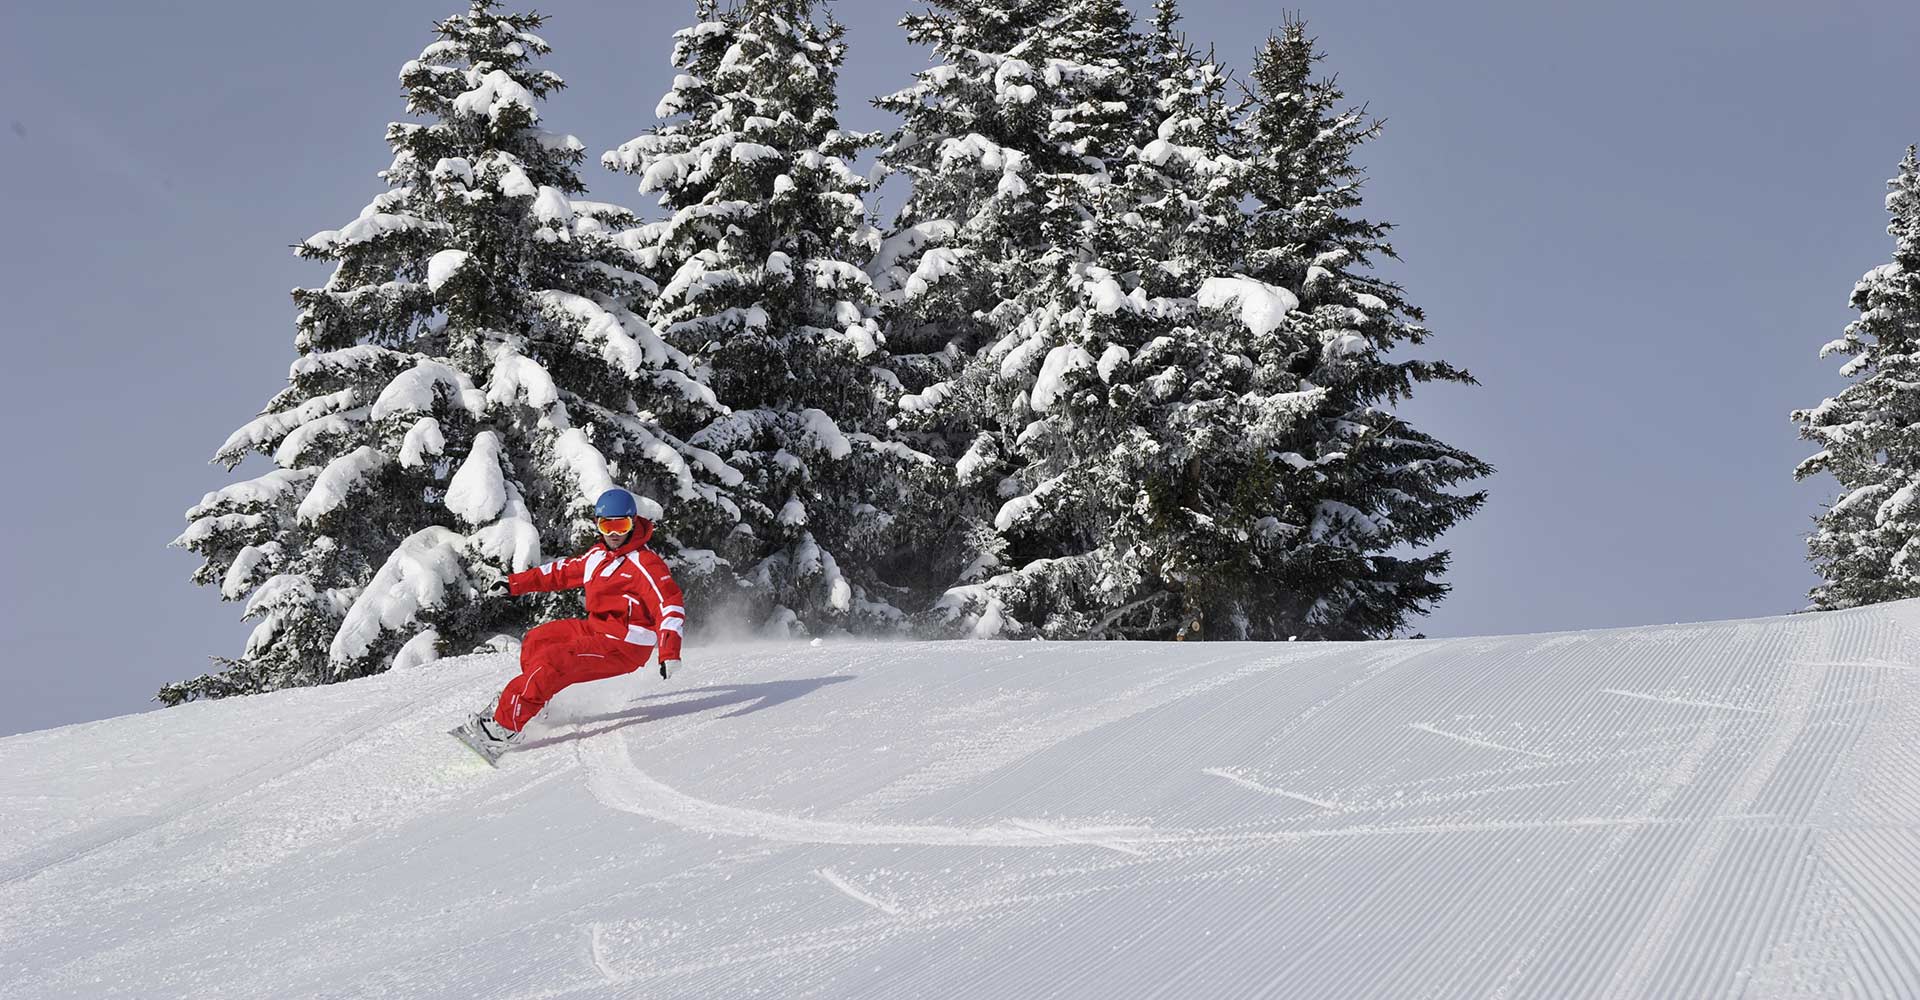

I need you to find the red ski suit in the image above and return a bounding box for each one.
[492,525,685,732]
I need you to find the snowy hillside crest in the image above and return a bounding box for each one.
[8,600,1920,997]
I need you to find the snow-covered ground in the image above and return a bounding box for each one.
[5,602,1920,999]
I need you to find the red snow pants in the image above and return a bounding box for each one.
[493,619,652,731]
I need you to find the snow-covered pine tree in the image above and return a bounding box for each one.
[1031,0,1263,638]
[887,7,1486,641]
[869,0,1064,598]
[876,0,1187,635]
[604,0,918,634]
[169,1,739,704]
[1218,18,1490,639]
[934,0,1296,639]
[1793,146,1920,609]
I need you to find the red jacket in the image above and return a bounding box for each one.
[507,524,685,661]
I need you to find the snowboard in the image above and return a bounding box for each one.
[449,718,510,768]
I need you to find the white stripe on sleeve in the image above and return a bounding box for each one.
[624,625,659,646]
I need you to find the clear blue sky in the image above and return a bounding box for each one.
[2,0,1915,736]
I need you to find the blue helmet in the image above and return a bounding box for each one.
[593,488,640,519]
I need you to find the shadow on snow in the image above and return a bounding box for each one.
[521,674,857,749]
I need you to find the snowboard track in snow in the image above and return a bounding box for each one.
[814,867,905,916]
[572,648,1307,854]
[579,725,1167,851]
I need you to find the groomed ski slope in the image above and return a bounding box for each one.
[5,602,1920,999]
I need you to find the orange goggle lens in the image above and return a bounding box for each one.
[596,516,635,535]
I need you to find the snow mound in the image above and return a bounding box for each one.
[6,601,1920,998]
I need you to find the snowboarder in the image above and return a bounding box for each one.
[451,488,685,763]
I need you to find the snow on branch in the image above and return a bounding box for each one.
[798,408,852,459]
[899,380,954,413]
[216,389,359,465]
[485,350,560,410]
[297,446,390,524]
[446,431,507,524]
[370,359,484,421]
[182,468,317,524]
[303,213,444,254]
[426,249,471,293]
[553,428,647,517]
[1031,344,1096,412]
[535,290,661,375]
[272,405,371,469]
[1197,275,1300,336]
[452,69,539,124]
[329,525,468,668]
[399,417,445,469]
[849,432,937,466]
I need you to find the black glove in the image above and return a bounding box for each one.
[486,579,511,599]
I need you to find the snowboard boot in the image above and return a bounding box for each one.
[450,711,523,766]
[471,712,524,747]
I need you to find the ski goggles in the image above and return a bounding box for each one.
[595,516,636,535]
